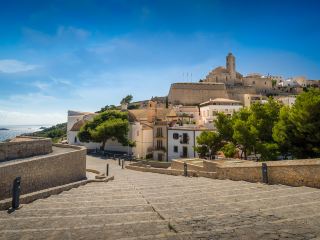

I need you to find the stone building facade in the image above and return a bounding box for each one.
[168,53,274,105]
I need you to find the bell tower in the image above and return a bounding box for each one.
[226,53,236,80]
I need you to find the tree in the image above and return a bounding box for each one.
[90,118,129,150]
[272,79,277,87]
[96,105,117,113]
[221,142,237,158]
[195,131,223,158]
[249,98,281,143]
[120,94,133,105]
[214,113,234,142]
[272,89,320,159]
[272,106,293,159]
[78,110,130,150]
[232,119,258,160]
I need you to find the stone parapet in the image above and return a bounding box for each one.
[0,144,86,200]
[0,136,52,162]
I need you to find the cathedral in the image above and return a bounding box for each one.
[202,53,242,85]
[168,53,273,105]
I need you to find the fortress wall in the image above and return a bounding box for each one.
[168,83,228,105]
[226,86,257,103]
[0,137,52,162]
[0,144,86,200]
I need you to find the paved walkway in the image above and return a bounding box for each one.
[1,156,320,239]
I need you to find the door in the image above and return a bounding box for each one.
[182,146,188,158]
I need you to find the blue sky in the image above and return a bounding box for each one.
[0,0,320,125]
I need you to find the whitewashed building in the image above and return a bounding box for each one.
[277,96,297,107]
[167,126,209,161]
[67,110,133,153]
[199,98,242,124]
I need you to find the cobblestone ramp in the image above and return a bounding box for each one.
[1,159,320,240]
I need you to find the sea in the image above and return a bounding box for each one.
[0,125,51,142]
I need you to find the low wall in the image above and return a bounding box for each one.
[168,158,320,189]
[135,161,171,169]
[214,160,320,188]
[0,144,86,200]
[0,136,52,162]
[126,164,197,177]
[171,159,204,172]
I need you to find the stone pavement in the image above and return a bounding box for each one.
[1,156,320,239]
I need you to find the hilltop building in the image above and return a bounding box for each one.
[168,53,274,105]
[199,98,243,125]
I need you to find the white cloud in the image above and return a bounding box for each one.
[32,81,50,90]
[0,59,38,73]
[57,26,91,40]
[0,110,66,125]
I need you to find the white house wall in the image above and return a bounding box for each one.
[167,129,197,161]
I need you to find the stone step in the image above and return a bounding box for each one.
[151,188,319,210]
[1,220,173,240]
[0,212,161,231]
[0,204,154,218]
[140,185,292,201]
[23,198,148,210]
[157,198,320,220]
[171,211,320,233]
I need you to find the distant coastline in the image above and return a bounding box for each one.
[0,125,51,142]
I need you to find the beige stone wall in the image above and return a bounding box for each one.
[0,144,86,200]
[0,137,52,162]
[242,77,273,92]
[168,83,228,105]
[170,159,320,189]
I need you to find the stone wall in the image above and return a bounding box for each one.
[0,144,86,200]
[214,160,320,188]
[0,136,52,162]
[170,158,320,189]
[168,83,228,105]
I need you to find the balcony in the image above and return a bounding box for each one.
[155,133,165,138]
[154,146,166,152]
[180,136,189,144]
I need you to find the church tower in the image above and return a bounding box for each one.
[226,53,236,80]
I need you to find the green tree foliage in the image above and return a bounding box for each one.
[221,142,237,158]
[27,123,67,143]
[232,118,258,159]
[214,113,234,142]
[78,110,131,150]
[120,94,133,104]
[194,131,223,158]
[272,106,293,158]
[96,105,118,113]
[249,98,281,142]
[273,88,320,158]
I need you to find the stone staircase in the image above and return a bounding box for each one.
[1,158,320,239]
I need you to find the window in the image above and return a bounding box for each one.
[174,146,178,152]
[157,140,163,149]
[173,133,179,139]
[156,127,163,137]
[252,81,255,84]
[181,133,189,144]
[74,136,77,143]
[137,130,139,136]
